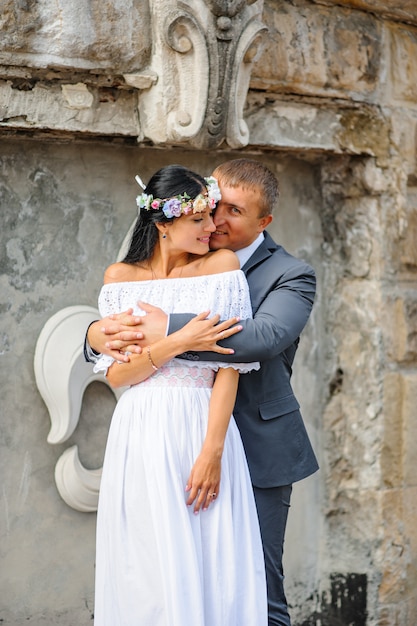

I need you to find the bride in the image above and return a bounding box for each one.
[93,164,267,625]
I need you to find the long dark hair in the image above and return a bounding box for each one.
[123,165,207,264]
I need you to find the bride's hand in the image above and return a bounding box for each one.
[87,310,144,361]
[185,450,221,513]
[177,311,242,355]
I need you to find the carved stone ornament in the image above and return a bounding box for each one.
[137,0,266,148]
[61,83,94,110]
[34,306,125,512]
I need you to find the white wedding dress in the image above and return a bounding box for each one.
[93,269,267,626]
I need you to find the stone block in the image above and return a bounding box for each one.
[403,486,417,612]
[400,186,417,268]
[251,2,328,93]
[378,485,417,616]
[389,24,417,103]
[324,10,381,93]
[390,110,417,178]
[381,373,404,488]
[246,94,392,160]
[0,81,140,136]
[0,1,151,71]
[358,159,394,194]
[329,0,417,25]
[402,374,417,486]
[324,387,382,494]
[377,604,411,626]
[252,0,381,97]
[336,108,391,162]
[324,482,381,564]
[335,197,378,278]
[378,489,407,604]
[246,97,342,151]
[383,293,417,362]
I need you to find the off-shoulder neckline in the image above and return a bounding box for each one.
[100,268,243,287]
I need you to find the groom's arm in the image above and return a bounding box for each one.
[85,263,315,363]
[84,305,242,362]
[170,263,316,363]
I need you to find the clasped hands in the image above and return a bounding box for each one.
[91,301,242,362]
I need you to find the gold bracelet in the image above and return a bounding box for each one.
[146,346,159,371]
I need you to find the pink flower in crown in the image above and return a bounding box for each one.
[208,197,216,209]
[151,200,160,209]
[182,205,193,215]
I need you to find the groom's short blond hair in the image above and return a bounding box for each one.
[212,159,279,217]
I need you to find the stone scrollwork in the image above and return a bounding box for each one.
[165,10,210,142]
[34,305,125,512]
[138,4,209,144]
[226,19,265,148]
[137,0,266,148]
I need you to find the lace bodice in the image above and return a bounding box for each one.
[93,269,259,375]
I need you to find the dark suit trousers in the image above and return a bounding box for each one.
[253,484,293,626]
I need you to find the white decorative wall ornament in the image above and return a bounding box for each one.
[137,0,266,148]
[34,306,125,512]
[54,445,102,513]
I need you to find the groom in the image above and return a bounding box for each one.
[85,159,319,626]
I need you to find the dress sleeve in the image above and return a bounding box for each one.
[93,353,115,375]
[220,269,253,320]
[93,272,261,375]
[207,270,260,374]
[212,361,260,374]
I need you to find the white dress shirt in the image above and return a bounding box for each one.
[235,232,265,268]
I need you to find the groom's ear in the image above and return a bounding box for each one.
[258,214,273,232]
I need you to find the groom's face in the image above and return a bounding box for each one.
[210,184,272,252]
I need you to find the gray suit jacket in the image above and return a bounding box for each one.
[168,232,319,488]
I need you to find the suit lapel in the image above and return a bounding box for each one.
[241,231,278,273]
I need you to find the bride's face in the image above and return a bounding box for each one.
[165,209,216,255]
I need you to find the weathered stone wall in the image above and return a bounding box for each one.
[247,1,417,623]
[1,0,417,624]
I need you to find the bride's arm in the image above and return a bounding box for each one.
[105,310,227,388]
[106,311,239,388]
[185,366,239,513]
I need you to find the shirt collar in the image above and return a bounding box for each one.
[235,232,265,268]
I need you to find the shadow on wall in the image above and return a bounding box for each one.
[296,573,367,626]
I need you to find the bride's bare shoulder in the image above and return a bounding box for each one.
[199,249,239,275]
[103,262,140,284]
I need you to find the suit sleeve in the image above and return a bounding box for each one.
[169,262,316,363]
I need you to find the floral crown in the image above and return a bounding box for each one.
[135,176,221,219]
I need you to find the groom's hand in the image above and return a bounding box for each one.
[174,312,243,354]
